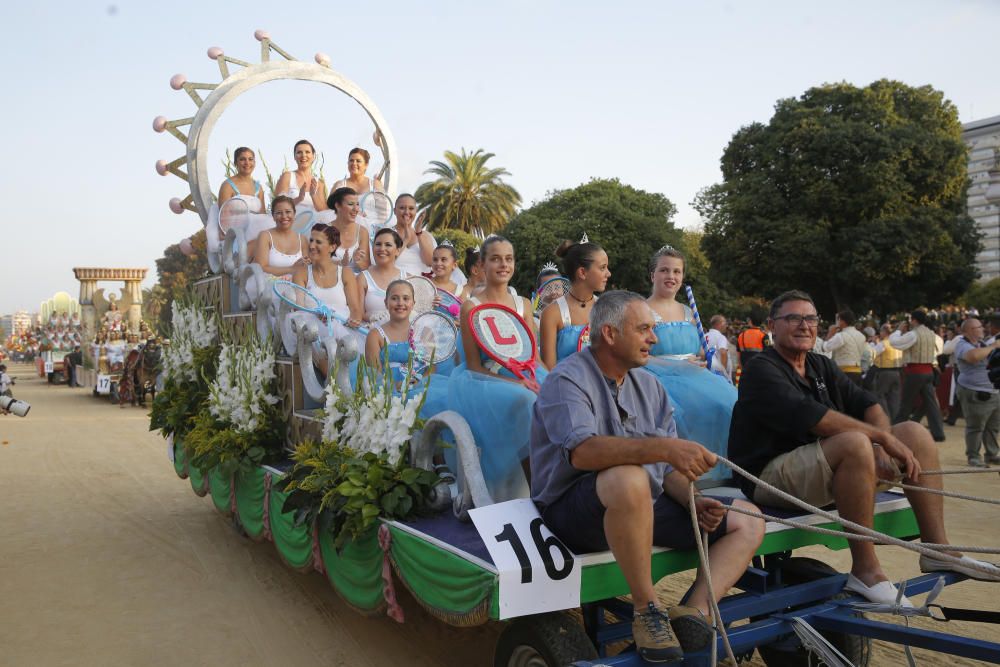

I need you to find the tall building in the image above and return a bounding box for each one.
[963,115,1000,281]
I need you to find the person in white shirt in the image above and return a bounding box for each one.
[820,309,870,386]
[705,314,730,380]
[890,310,946,442]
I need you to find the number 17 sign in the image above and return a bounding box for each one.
[469,498,581,619]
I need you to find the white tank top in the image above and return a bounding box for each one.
[307,265,349,315]
[363,268,407,323]
[282,170,317,211]
[331,222,363,265]
[468,287,527,319]
[267,231,302,269]
[395,238,431,276]
[223,178,263,213]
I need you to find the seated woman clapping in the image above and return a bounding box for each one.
[328,187,371,272]
[331,147,383,195]
[275,139,330,221]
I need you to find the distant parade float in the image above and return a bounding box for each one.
[149,31,1000,667]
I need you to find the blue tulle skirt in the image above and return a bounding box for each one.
[555,324,586,364]
[445,362,547,502]
[641,357,737,483]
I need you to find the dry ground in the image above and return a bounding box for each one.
[1,362,998,666]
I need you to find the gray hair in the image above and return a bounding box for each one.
[589,290,645,346]
[769,290,815,320]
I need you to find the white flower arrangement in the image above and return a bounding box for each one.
[208,341,281,435]
[322,360,426,466]
[162,301,218,384]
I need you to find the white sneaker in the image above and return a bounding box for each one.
[844,574,914,608]
[919,554,1000,582]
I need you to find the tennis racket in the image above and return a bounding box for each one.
[468,303,541,393]
[405,311,458,382]
[407,275,437,315]
[435,288,462,321]
[359,191,394,235]
[291,210,316,236]
[532,276,571,317]
[219,197,249,235]
[272,280,368,337]
[577,324,591,351]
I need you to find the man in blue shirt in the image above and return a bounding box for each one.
[530,291,764,663]
[954,318,1000,466]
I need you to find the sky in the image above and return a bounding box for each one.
[2,0,999,315]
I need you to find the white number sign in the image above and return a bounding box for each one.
[96,374,111,395]
[44,361,53,374]
[469,498,581,619]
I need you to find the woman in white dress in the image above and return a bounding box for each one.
[275,139,332,224]
[292,224,364,326]
[218,147,266,212]
[327,187,371,272]
[331,147,382,195]
[355,228,409,325]
[252,196,308,280]
[391,193,436,276]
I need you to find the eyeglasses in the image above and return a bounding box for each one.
[773,314,820,327]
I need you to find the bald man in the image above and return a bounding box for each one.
[954,319,1000,466]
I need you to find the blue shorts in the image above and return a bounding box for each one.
[539,473,732,555]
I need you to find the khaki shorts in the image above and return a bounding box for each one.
[753,441,835,510]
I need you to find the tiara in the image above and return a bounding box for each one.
[541,261,558,272]
[579,232,589,244]
[439,238,454,248]
[658,244,675,253]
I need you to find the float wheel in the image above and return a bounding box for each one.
[494,612,598,667]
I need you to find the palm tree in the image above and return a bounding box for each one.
[415,149,521,236]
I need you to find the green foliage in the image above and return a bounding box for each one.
[415,148,522,235]
[148,344,219,439]
[697,79,981,315]
[154,229,209,334]
[963,278,1000,310]
[184,402,285,477]
[276,440,439,552]
[503,178,682,297]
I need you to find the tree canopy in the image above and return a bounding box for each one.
[502,178,684,298]
[696,79,981,316]
[154,229,208,333]
[414,148,521,235]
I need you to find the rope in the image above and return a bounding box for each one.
[715,456,1000,578]
[688,483,737,666]
[920,468,1000,476]
[722,503,1000,554]
[895,481,1000,506]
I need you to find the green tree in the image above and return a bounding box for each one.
[434,229,481,269]
[697,80,981,316]
[963,278,1000,311]
[415,149,521,235]
[502,178,683,297]
[155,229,209,333]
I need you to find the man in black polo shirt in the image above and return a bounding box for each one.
[729,290,1000,605]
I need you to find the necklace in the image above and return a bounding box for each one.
[567,290,594,308]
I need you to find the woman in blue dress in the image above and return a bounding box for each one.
[643,245,737,483]
[538,239,610,369]
[448,236,547,502]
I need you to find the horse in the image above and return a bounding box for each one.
[118,341,162,408]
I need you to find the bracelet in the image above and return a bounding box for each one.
[415,230,423,236]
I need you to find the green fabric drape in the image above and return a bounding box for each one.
[188,463,208,497]
[172,438,188,479]
[234,468,267,540]
[318,527,384,613]
[269,487,313,571]
[388,525,495,624]
[208,468,232,515]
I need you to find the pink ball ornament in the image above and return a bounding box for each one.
[207,46,224,60]
[179,238,195,256]
[254,29,270,42]
[315,52,330,66]
[447,303,461,318]
[170,74,187,90]
[152,116,168,132]
[169,198,184,214]
[155,160,168,176]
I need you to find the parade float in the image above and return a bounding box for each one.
[151,32,1000,667]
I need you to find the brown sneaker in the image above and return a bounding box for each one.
[667,605,713,652]
[632,601,683,663]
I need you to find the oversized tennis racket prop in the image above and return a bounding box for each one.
[291,210,316,237]
[532,276,571,317]
[272,280,368,354]
[360,191,393,238]
[684,285,726,378]
[435,288,462,321]
[577,324,591,351]
[404,311,458,383]
[219,197,250,235]
[407,275,438,315]
[468,304,541,393]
